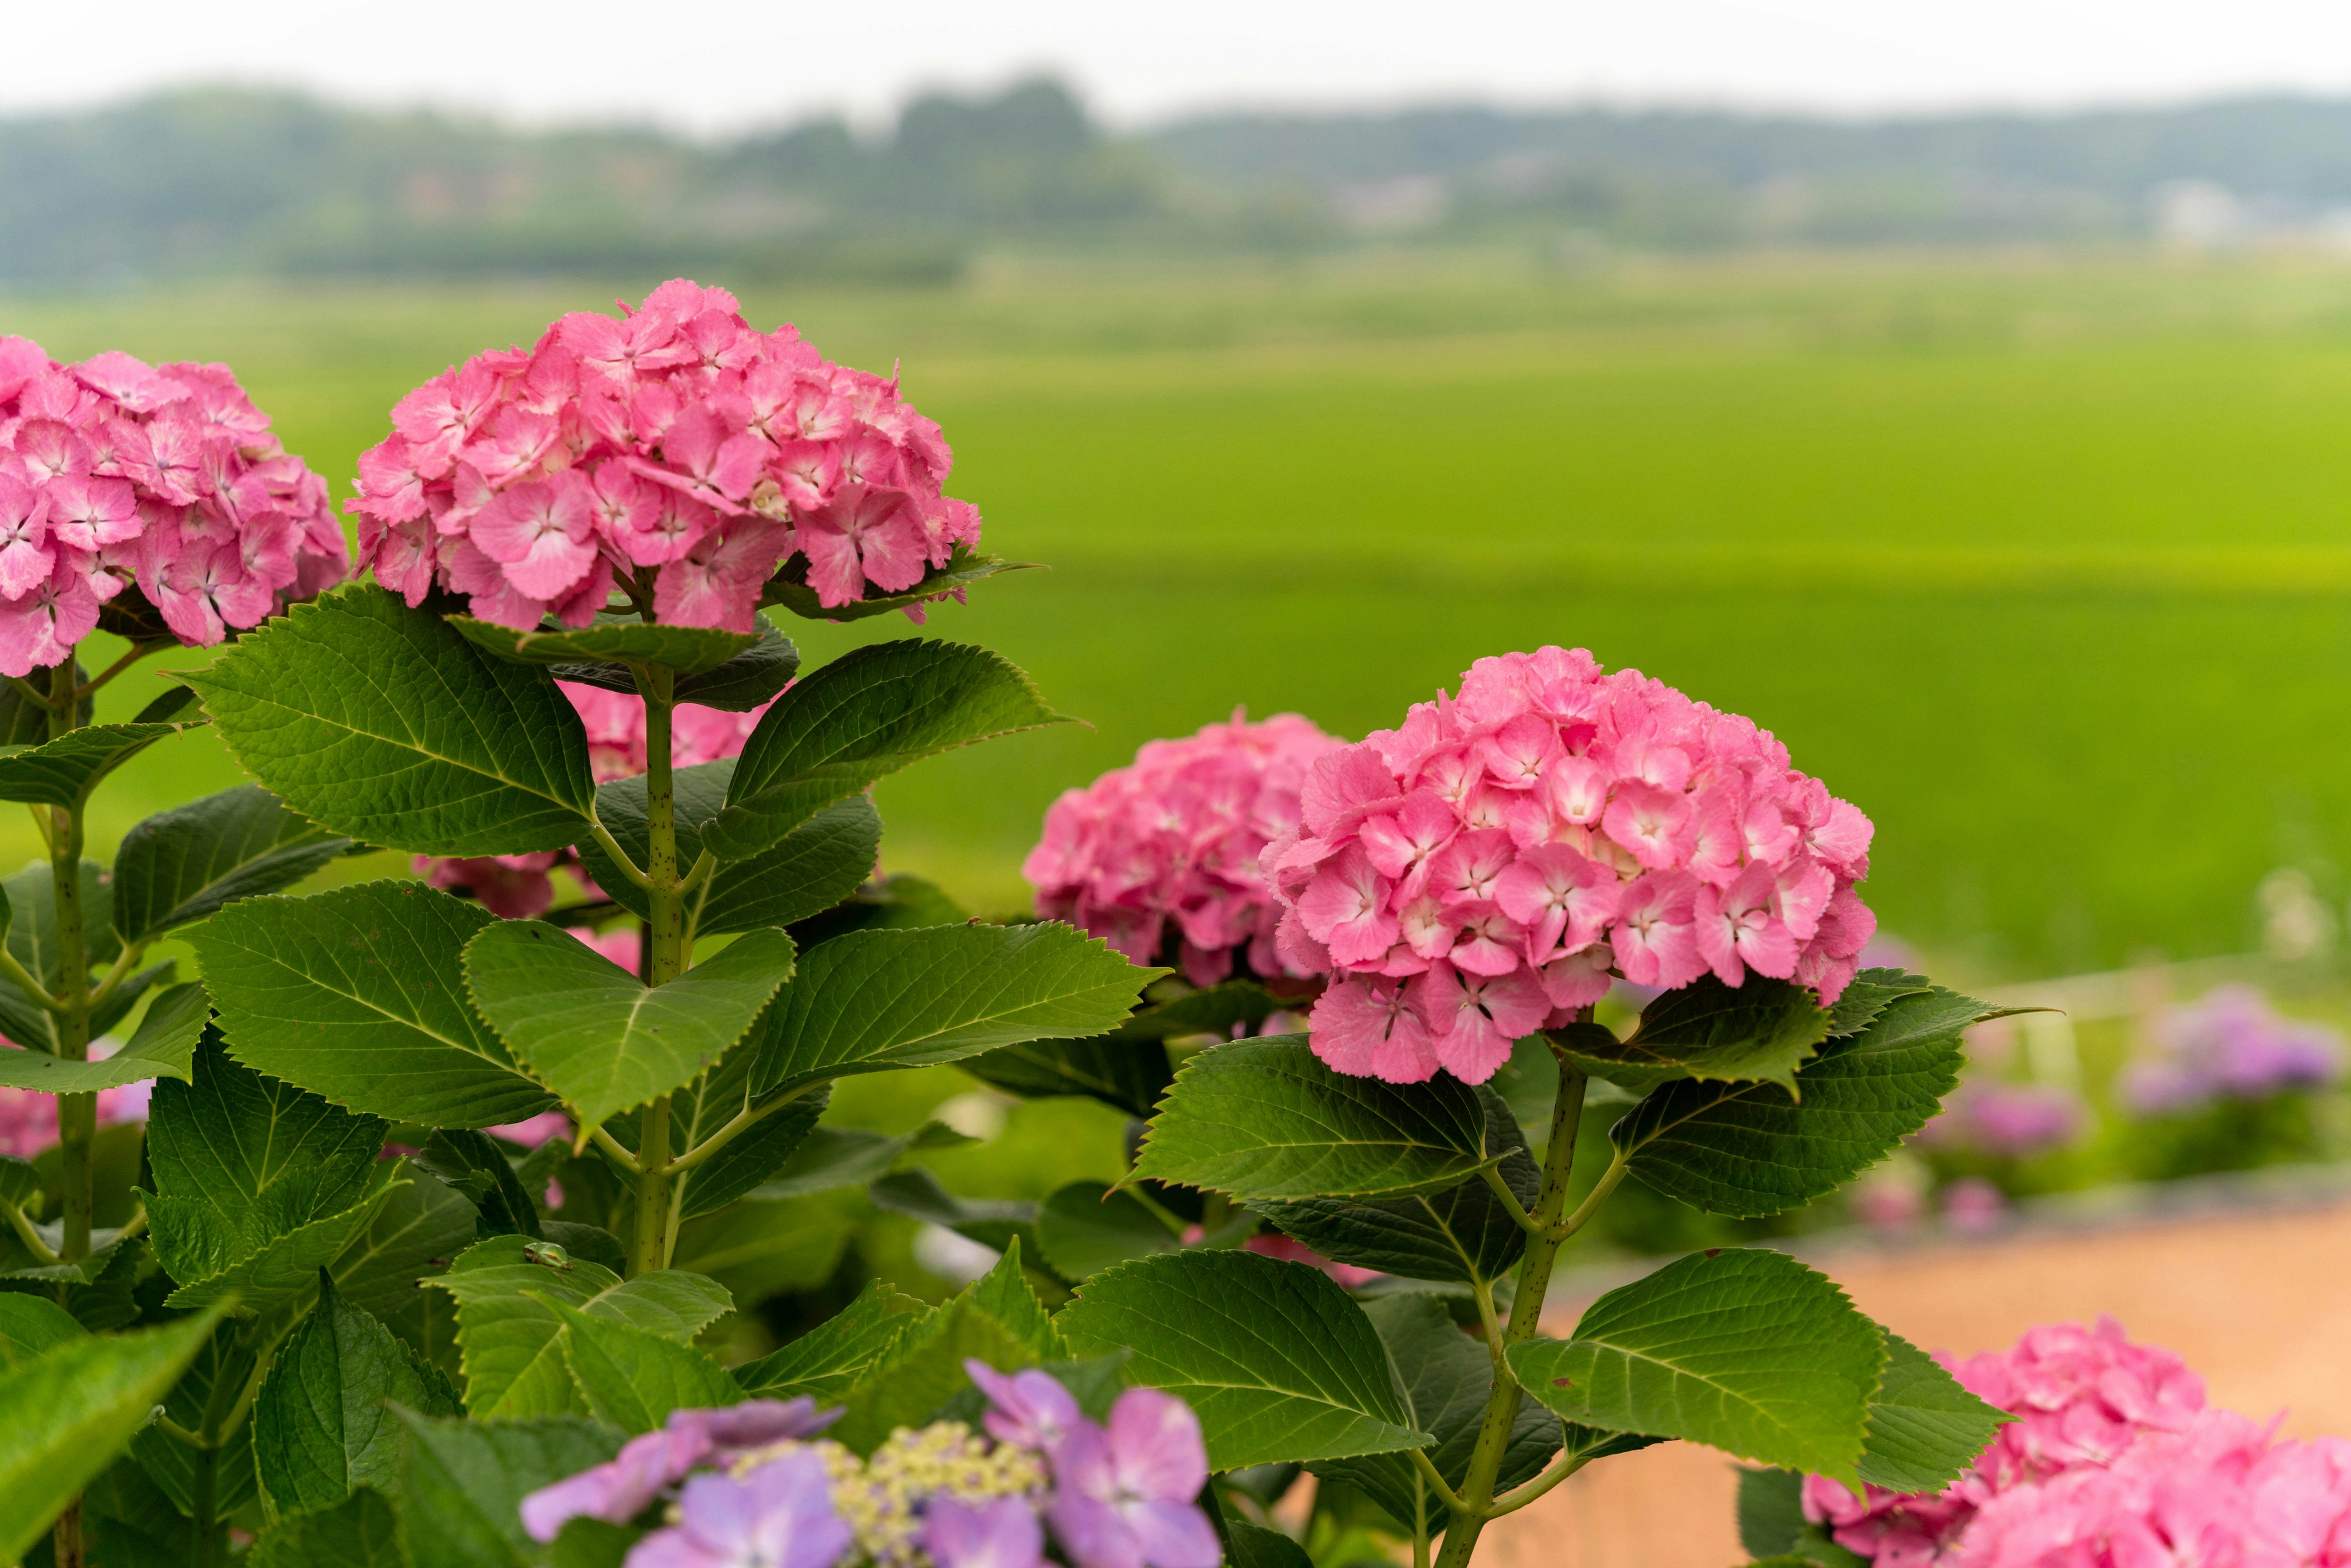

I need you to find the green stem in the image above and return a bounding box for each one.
[1431,1047,1593,1568]
[48,680,93,1266]
[625,662,685,1277]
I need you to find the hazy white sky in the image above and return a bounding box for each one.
[8,0,2351,130]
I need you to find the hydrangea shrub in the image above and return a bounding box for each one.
[2,287,2036,1568]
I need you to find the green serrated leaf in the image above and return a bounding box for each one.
[253,1272,460,1515]
[0,980,208,1092]
[451,617,759,676]
[964,1035,1174,1120]
[0,1304,227,1561]
[248,1486,402,1568]
[465,920,795,1130]
[393,1409,621,1568]
[666,1069,832,1220]
[1738,1466,1809,1558]
[0,719,205,808]
[1224,1518,1314,1568]
[1856,1330,2010,1493]
[579,760,882,937]
[1133,1036,1500,1202]
[418,1129,546,1239]
[1506,1248,1884,1485]
[333,1165,481,1321]
[1058,1248,1433,1469]
[426,1234,733,1420]
[762,546,1029,623]
[1037,1180,1182,1282]
[180,584,598,855]
[732,1278,926,1401]
[1252,1086,1540,1285]
[968,1237,1067,1360]
[198,882,555,1127]
[751,922,1158,1094]
[1826,968,1934,1040]
[551,1297,741,1433]
[113,784,353,944]
[1611,983,1999,1218]
[673,621,801,710]
[705,639,1068,860]
[830,1244,1060,1454]
[0,1293,84,1365]
[1311,1293,1560,1538]
[144,1030,389,1294]
[164,1169,403,1315]
[1558,976,1831,1097]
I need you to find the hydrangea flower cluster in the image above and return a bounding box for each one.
[1024,710,1344,988]
[419,678,775,920]
[2123,985,2345,1116]
[1264,647,1875,1084]
[0,1079,148,1160]
[348,279,981,632]
[1804,1318,2220,1565]
[0,336,345,675]
[517,1365,1222,1568]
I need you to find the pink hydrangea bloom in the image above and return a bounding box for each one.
[0,1076,149,1158]
[1024,710,1344,988]
[0,336,345,677]
[1045,1387,1221,1568]
[1264,647,1874,1084]
[348,279,981,631]
[1804,1318,2208,1565]
[1242,1231,1384,1289]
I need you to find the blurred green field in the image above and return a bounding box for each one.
[12,247,2351,982]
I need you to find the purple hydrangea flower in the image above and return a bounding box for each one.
[628,1450,855,1568]
[2124,986,2346,1116]
[926,1495,1047,1568]
[966,1357,1082,1455]
[1045,1388,1220,1568]
[520,1398,840,1542]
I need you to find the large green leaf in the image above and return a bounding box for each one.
[144,1032,389,1294]
[179,585,598,855]
[964,1035,1175,1120]
[332,1165,482,1321]
[0,718,205,808]
[553,1299,741,1433]
[253,1272,460,1515]
[248,1487,402,1568]
[1252,1087,1540,1285]
[762,546,1026,623]
[0,980,208,1092]
[164,1170,402,1315]
[1506,1248,1885,1485]
[703,639,1067,859]
[830,1244,1063,1455]
[0,1293,83,1365]
[0,1305,226,1561]
[1037,1180,1183,1282]
[580,760,882,937]
[465,921,796,1130]
[427,1234,733,1420]
[1611,982,1998,1218]
[393,1409,621,1568]
[451,616,759,676]
[1133,1037,1501,1202]
[1312,1294,1561,1537]
[672,620,801,710]
[1554,977,1831,1097]
[732,1278,926,1400]
[751,922,1156,1094]
[1058,1248,1433,1469]
[1856,1330,2010,1493]
[198,881,553,1127]
[113,784,354,944]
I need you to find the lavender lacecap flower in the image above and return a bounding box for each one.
[964,1358,1082,1454]
[2123,985,2345,1116]
[926,1495,1048,1568]
[1044,1387,1222,1568]
[629,1450,853,1568]
[519,1397,839,1542]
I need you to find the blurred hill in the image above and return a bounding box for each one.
[11,80,2351,283]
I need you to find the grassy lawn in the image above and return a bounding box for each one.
[12,247,2351,981]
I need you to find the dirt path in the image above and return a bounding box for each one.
[1475,1196,2351,1567]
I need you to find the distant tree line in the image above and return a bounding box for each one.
[9,81,2351,283]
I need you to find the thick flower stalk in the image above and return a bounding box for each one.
[348,278,982,632]
[0,336,345,673]
[1809,1318,2351,1567]
[1024,710,1343,988]
[1264,645,1875,1084]
[517,1364,1219,1568]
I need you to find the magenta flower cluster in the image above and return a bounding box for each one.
[0,337,345,676]
[0,1078,148,1160]
[2123,985,2345,1117]
[1265,646,1876,1085]
[348,278,981,632]
[1805,1317,2351,1566]
[1024,710,1344,988]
